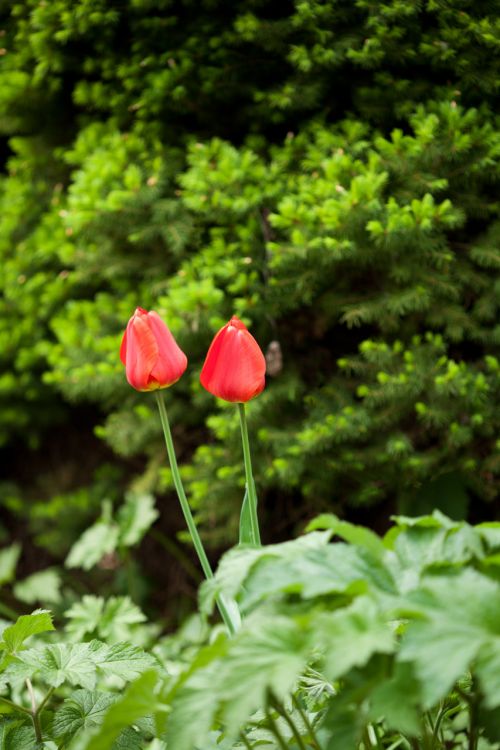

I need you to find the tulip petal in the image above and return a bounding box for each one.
[147,311,188,387]
[124,314,159,391]
[200,318,266,402]
[199,325,228,392]
[119,329,128,366]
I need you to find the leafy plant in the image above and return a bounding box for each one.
[1,512,499,748]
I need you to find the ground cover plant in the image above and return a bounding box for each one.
[1,511,500,748]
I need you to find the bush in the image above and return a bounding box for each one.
[0,0,499,556]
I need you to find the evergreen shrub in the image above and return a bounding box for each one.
[0,0,499,550]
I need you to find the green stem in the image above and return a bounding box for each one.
[386,740,408,750]
[265,706,289,750]
[270,693,309,750]
[364,724,383,750]
[37,686,54,717]
[155,391,237,635]
[240,733,253,750]
[26,679,42,743]
[455,683,479,750]
[0,695,32,716]
[468,694,479,750]
[292,694,320,749]
[430,704,446,749]
[238,403,261,545]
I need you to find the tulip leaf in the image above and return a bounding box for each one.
[239,488,256,546]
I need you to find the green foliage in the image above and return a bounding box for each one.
[164,512,500,749]
[13,569,62,607]
[1,4,500,742]
[75,671,159,750]
[65,493,158,571]
[0,513,499,747]
[64,596,148,644]
[0,546,21,588]
[0,610,54,657]
[3,639,156,690]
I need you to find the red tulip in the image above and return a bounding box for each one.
[120,308,187,391]
[200,316,266,402]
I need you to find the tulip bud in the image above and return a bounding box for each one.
[120,308,187,391]
[200,316,266,402]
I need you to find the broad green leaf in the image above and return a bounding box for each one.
[67,725,144,750]
[1,610,54,656]
[388,526,448,593]
[481,552,500,569]
[476,522,500,551]
[220,617,310,735]
[96,641,157,681]
[155,631,228,745]
[475,641,500,709]
[14,569,62,605]
[320,699,365,750]
[399,569,500,706]
[53,690,117,741]
[117,493,158,547]
[164,659,222,750]
[319,597,395,680]
[66,521,119,571]
[65,596,104,641]
[189,732,234,750]
[110,727,143,750]
[306,514,386,557]
[0,719,37,750]
[369,661,421,734]
[5,639,155,690]
[442,524,484,563]
[65,596,147,643]
[167,617,310,749]
[99,598,147,643]
[0,545,21,587]
[387,522,484,593]
[391,510,457,529]
[200,532,336,615]
[7,642,100,689]
[78,670,158,750]
[237,544,395,612]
